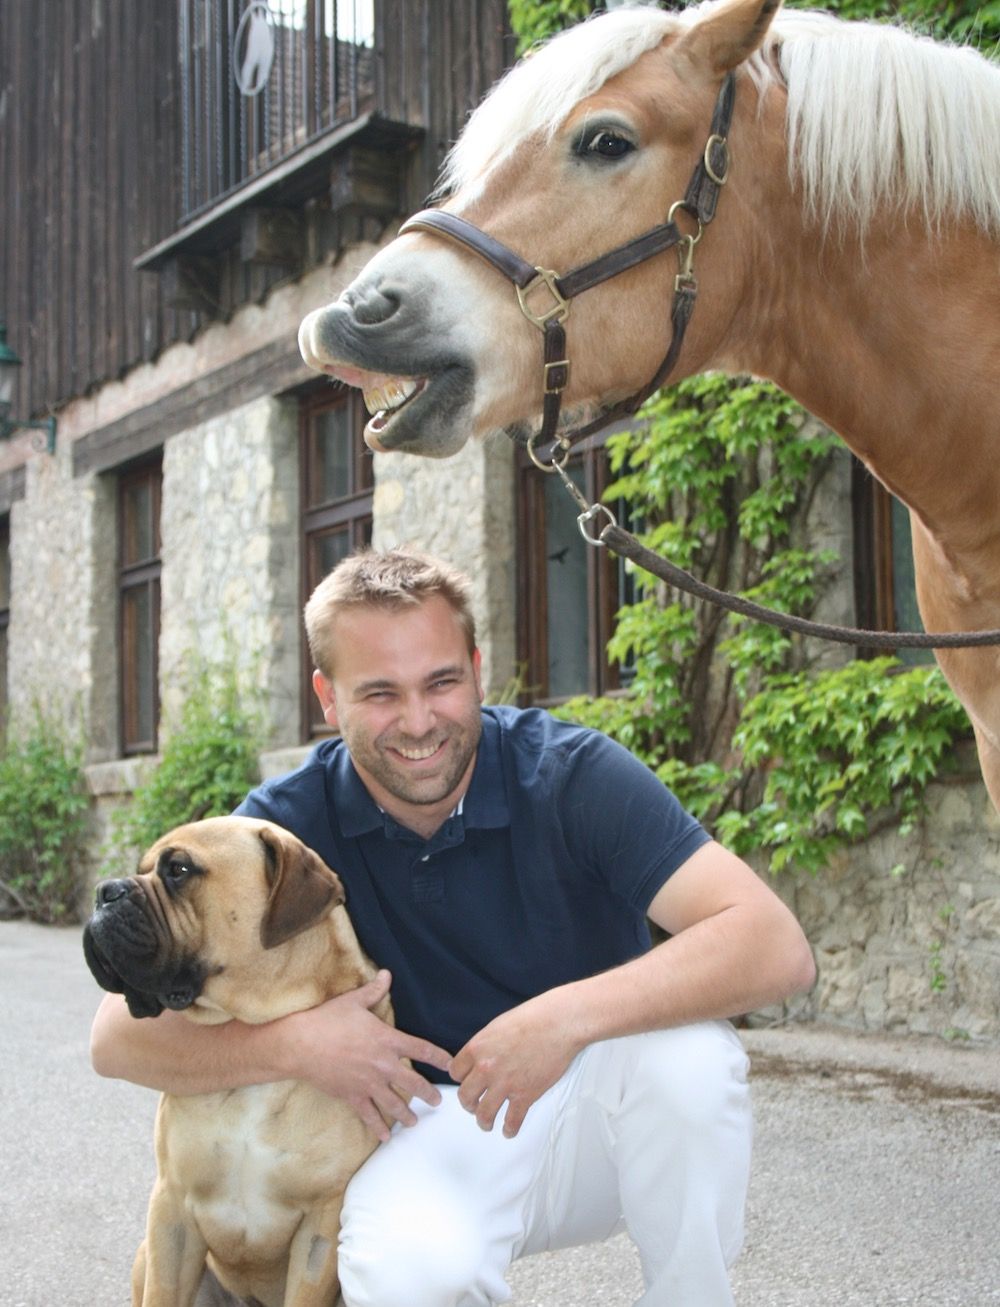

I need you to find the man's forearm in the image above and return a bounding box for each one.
[90,994,288,1095]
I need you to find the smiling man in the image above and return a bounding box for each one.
[91,548,815,1307]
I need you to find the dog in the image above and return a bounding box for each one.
[84,815,392,1307]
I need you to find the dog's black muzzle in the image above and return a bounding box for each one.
[83,878,205,1019]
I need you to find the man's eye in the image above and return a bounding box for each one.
[582,130,635,160]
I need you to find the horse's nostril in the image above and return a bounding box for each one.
[349,283,401,326]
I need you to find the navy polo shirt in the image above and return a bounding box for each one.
[236,706,709,1082]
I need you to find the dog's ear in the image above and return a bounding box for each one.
[258,825,345,950]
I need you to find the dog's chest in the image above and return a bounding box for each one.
[158,1079,372,1258]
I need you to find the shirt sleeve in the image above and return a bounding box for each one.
[558,728,711,912]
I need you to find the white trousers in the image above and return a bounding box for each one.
[338,1021,752,1307]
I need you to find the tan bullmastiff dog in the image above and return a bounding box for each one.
[83,815,391,1307]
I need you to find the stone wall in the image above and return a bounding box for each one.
[159,395,300,746]
[763,757,1000,1041]
[7,443,117,759]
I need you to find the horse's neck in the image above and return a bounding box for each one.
[728,210,1000,567]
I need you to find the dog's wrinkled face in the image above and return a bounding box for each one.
[83,816,344,1020]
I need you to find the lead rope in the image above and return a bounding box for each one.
[554,473,1000,649]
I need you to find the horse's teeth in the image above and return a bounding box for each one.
[362,379,418,416]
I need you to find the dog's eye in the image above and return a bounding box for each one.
[163,858,194,886]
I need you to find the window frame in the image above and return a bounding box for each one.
[299,385,374,738]
[852,460,931,665]
[118,458,163,756]
[516,430,632,705]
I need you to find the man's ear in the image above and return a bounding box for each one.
[473,648,484,704]
[312,668,339,731]
[258,824,345,950]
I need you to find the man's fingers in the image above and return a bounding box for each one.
[397,1031,453,1075]
[356,968,393,1009]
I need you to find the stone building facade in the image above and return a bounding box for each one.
[1,0,995,1044]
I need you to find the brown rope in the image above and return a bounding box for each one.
[600,522,1000,650]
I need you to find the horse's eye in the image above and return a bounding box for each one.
[584,130,634,160]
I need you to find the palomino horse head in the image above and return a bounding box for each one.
[299,0,1000,462]
[300,0,789,457]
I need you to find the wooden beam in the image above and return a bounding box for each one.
[239,207,304,268]
[329,146,404,220]
[159,256,222,316]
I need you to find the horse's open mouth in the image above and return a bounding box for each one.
[362,375,429,446]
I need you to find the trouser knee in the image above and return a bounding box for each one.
[338,1197,494,1307]
[623,1022,750,1131]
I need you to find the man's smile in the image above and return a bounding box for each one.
[391,740,446,764]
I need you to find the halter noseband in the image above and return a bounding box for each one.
[398,72,736,470]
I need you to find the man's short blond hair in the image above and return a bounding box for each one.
[305,548,477,678]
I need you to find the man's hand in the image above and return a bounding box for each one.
[450,992,584,1139]
[278,970,452,1143]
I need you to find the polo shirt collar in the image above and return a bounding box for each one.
[331,709,510,839]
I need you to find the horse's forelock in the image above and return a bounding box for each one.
[435,6,680,199]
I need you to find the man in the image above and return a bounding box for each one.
[91,548,815,1307]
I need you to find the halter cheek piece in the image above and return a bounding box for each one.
[399,73,736,472]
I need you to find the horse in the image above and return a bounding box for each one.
[298,0,1000,811]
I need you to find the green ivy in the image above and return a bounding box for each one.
[104,656,264,872]
[508,0,592,54]
[555,376,970,874]
[0,709,90,922]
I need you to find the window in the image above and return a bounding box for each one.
[0,520,9,736]
[119,460,163,754]
[852,463,932,666]
[517,435,635,704]
[301,387,373,735]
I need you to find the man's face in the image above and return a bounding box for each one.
[314,595,484,822]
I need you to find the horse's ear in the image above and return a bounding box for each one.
[674,0,782,76]
[258,824,344,950]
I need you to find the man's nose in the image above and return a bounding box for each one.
[398,694,436,737]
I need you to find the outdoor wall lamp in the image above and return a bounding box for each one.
[0,319,57,455]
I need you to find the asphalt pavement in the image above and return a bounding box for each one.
[2,918,998,1306]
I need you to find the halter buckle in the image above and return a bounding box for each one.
[516,268,571,330]
[703,134,730,186]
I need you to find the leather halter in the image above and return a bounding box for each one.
[399,73,736,469]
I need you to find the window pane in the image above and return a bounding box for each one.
[544,464,590,698]
[310,526,351,589]
[309,405,352,506]
[122,582,158,749]
[890,498,932,666]
[121,476,157,566]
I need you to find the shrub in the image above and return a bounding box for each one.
[0,709,90,922]
[104,655,264,872]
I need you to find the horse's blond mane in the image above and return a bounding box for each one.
[439,2,1000,236]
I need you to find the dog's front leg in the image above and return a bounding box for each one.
[284,1194,348,1307]
[136,1181,209,1307]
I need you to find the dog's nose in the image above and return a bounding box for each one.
[95,878,131,907]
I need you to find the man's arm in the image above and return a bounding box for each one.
[90,969,452,1143]
[450,841,815,1138]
